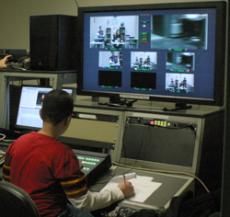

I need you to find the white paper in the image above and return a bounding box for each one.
[102,173,162,203]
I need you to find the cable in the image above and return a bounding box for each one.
[0,133,6,165]
[112,161,210,193]
[73,0,79,8]
[0,133,6,142]
[0,149,5,165]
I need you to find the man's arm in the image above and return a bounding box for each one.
[60,173,134,211]
[58,149,134,211]
[0,55,11,68]
[68,185,124,211]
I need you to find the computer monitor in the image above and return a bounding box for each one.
[78,1,226,107]
[15,86,74,130]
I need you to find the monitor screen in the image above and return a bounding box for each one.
[78,2,226,106]
[15,86,74,130]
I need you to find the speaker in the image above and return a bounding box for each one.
[30,15,79,71]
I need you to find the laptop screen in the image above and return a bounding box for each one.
[15,86,73,130]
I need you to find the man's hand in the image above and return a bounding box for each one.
[118,181,135,198]
[0,55,12,68]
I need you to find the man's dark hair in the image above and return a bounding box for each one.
[40,89,73,125]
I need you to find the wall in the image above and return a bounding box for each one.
[0,0,226,51]
[0,0,77,50]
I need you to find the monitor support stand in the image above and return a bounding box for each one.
[98,96,137,108]
[163,103,192,112]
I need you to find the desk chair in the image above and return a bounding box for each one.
[0,181,40,217]
[209,213,220,217]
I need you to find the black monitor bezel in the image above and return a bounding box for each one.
[77,1,226,106]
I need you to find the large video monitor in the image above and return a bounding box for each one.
[78,2,226,107]
[15,86,74,130]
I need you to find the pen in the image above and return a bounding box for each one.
[123,174,126,183]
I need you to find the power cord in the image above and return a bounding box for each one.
[0,133,6,141]
[73,0,79,8]
[0,133,7,165]
[0,149,5,165]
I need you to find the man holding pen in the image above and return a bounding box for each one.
[3,89,135,217]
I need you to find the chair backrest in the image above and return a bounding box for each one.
[0,181,40,217]
[209,213,220,217]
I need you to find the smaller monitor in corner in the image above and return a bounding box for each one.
[15,86,74,130]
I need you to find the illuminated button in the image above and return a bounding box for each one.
[149,120,155,125]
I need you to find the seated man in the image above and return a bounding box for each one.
[0,55,11,68]
[3,89,134,217]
